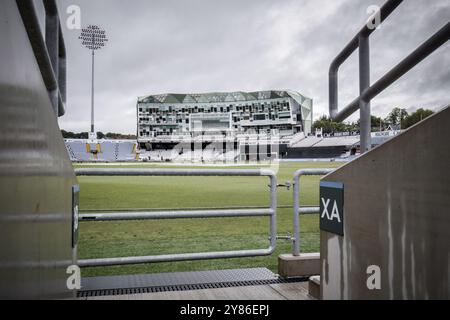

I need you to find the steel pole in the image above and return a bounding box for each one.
[292,174,300,256]
[359,35,371,153]
[91,49,95,134]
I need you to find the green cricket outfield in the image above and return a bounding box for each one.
[75,161,343,277]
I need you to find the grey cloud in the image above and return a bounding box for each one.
[56,0,450,133]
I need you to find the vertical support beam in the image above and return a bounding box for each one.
[359,35,371,153]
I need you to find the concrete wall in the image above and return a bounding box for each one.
[320,106,450,300]
[0,0,77,299]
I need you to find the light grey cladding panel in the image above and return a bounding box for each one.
[320,106,450,300]
[0,0,76,299]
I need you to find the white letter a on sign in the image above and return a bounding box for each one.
[330,201,341,222]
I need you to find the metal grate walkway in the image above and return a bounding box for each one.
[78,268,308,298]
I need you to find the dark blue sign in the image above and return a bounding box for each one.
[320,181,344,236]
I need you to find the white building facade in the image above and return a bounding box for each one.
[136,91,313,145]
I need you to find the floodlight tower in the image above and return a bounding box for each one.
[79,25,108,139]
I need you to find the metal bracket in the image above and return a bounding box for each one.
[269,233,294,242]
[71,185,80,248]
[272,182,292,190]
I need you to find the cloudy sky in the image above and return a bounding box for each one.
[53,0,449,134]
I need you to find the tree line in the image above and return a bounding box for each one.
[313,108,434,135]
[61,130,137,140]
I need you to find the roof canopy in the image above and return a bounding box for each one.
[138,90,311,105]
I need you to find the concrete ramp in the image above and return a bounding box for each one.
[320,106,450,299]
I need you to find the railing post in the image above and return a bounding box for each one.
[359,35,371,153]
[292,169,335,257]
[292,174,301,256]
[269,173,277,252]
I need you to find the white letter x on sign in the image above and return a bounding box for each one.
[321,198,330,219]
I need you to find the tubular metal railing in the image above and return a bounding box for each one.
[292,169,334,256]
[75,168,277,268]
[16,0,67,117]
[329,0,450,152]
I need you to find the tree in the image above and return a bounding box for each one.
[385,108,408,129]
[404,108,434,129]
[61,130,71,138]
[357,116,385,131]
[371,116,385,131]
[61,130,88,139]
[313,116,338,134]
[313,116,357,134]
[105,132,137,140]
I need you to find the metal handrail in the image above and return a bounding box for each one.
[360,23,450,105]
[75,168,277,267]
[80,209,274,221]
[292,169,335,256]
[329,0,403,119]
[329,0,450,152]
[16,0,66,117]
